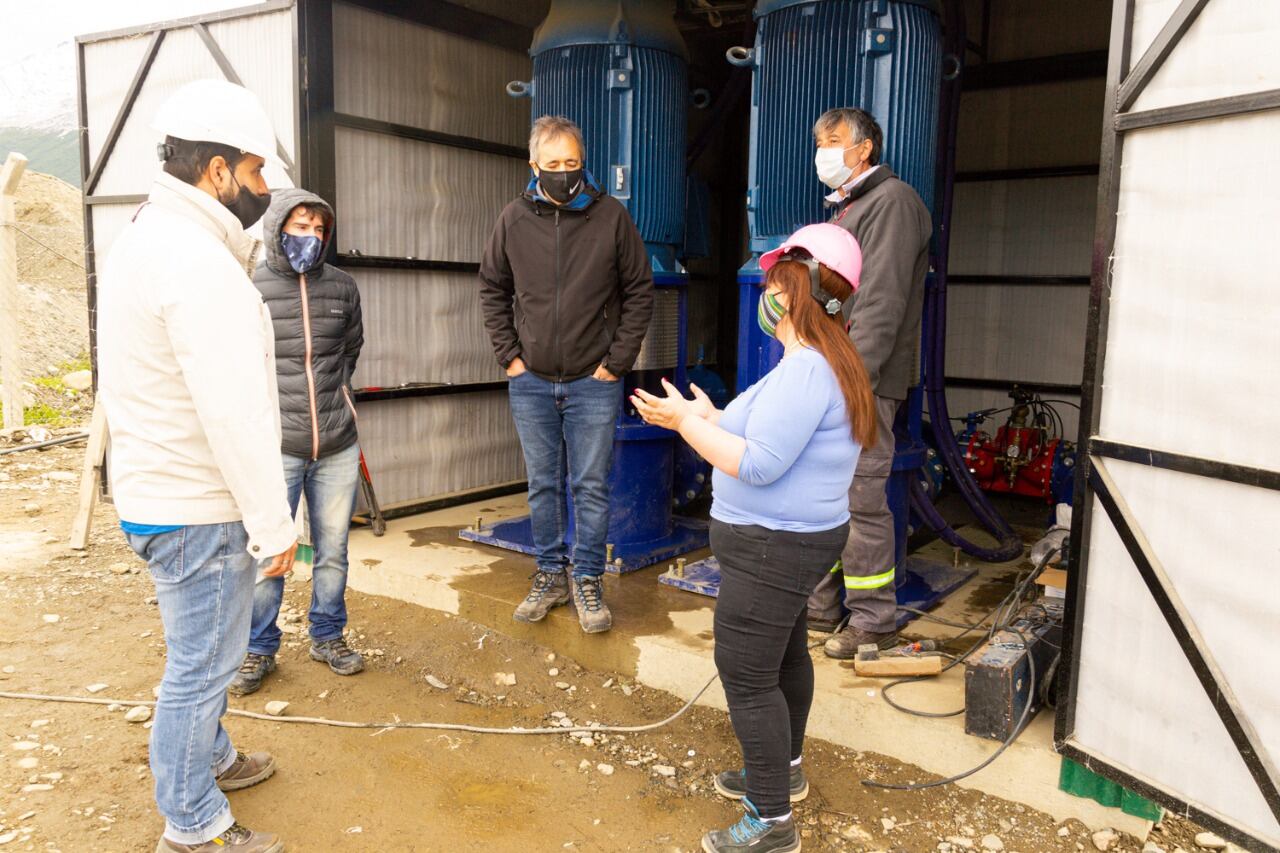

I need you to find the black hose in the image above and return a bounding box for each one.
[0,432,89,456]
[911,0,1023,562]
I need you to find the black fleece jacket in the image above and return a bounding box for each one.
[479,176,655,381]
[254,188,363,460]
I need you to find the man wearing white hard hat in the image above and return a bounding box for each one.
[97,78,295,853]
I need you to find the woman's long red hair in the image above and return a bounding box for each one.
[766,260,877,448]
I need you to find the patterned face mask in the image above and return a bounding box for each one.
[757,290,787,339]
[281,233,323,273]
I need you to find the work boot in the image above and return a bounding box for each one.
[155,823,283,853]
[216,751,276,792]
[805,615,843,634]
[513,570,571,623]
[228,653,275,696]
[571,575,612,634]
[824,626,898,660]
[713,765,809,803]
[309,637,365,676]
[702,798,799,853]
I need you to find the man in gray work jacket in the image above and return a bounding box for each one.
[806,107,933,659]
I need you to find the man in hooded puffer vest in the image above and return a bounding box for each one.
[229,189,365,695]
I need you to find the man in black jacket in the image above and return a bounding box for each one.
[480,115,654,634]
[231,188,366,694]
[805,108,933,659]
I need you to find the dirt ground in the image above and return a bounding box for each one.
[0,443,1228,852]
[13,172,88,377]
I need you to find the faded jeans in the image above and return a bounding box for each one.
[249,443,359,656]
[507,371,622,577]
[124,522,254,844]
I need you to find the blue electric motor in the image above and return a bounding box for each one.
[730,0,943,594]
[732,0,942,393]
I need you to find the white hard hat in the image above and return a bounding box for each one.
[151,79,286,171]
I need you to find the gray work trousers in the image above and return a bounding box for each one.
[807,395,900,633]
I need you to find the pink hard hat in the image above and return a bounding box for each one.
[760,223,863,292]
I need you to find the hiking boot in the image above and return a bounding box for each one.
[513,570,571,623]
[216,751,276,792]
[155,822,283,853]
[571,575,612,634]
[228,653,275,696]
[702,798,799,853]
[824,626,898,660]
[713,765,809,803]
[309,637,364,676]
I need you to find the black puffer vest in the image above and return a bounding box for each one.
[253,189,363,460]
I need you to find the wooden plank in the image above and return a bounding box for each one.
[853,656,944,678]
[1037,567,1069,590]
[69,402,109,550]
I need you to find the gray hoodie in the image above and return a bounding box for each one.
[254,188,363,460]
[829,167,932,401]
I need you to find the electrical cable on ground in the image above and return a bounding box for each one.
[0,432,89,456]
[861,546,1063,792]
[0,671,721,735]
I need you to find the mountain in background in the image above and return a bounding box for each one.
[0,126,80,186]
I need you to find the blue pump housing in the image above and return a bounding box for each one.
[743,0,942,256]
[734,0,942,397]
[522,0,688,271]
[472,1,707,573]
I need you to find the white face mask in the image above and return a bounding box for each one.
[814,145,854,189]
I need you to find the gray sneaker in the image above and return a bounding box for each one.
[309,637,365,676]
[702,799,799,853]
[571,575,612,634]
[228,653,275,696]
[513,570,571,623]
[156,823,283,853]
[216,751,276,792]
[713,765,808,802]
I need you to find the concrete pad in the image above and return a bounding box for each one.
[334,494,1151,837]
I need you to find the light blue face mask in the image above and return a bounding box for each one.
[281,233,323,273]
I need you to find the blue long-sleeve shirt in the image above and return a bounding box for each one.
[710,347,861,532]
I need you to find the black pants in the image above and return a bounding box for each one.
[711,518,849,818]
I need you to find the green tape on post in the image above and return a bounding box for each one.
[1058,757,1163,822]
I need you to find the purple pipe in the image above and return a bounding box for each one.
[916,0,1024,562]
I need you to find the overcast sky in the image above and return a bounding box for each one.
[1,0,243,127]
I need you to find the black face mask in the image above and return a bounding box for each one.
[218,169,272,230]
[538,168,583,205]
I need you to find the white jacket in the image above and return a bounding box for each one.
[97,172,295,558]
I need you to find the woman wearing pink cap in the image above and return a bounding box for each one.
[633,223,876,853]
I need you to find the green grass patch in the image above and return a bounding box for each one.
[0,401,77,428]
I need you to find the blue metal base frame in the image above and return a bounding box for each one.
[460,514,709,575]
[659,554,976,630]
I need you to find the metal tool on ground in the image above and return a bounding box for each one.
[356,449,385,536]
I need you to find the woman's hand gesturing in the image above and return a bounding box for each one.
[632,379,697,431]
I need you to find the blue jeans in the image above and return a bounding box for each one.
[249,443,359,656]
[124,523,254,844]
[507,371,621,577]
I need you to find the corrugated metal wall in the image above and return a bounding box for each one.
[945,4,1109,440]
[332,2,530,507]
